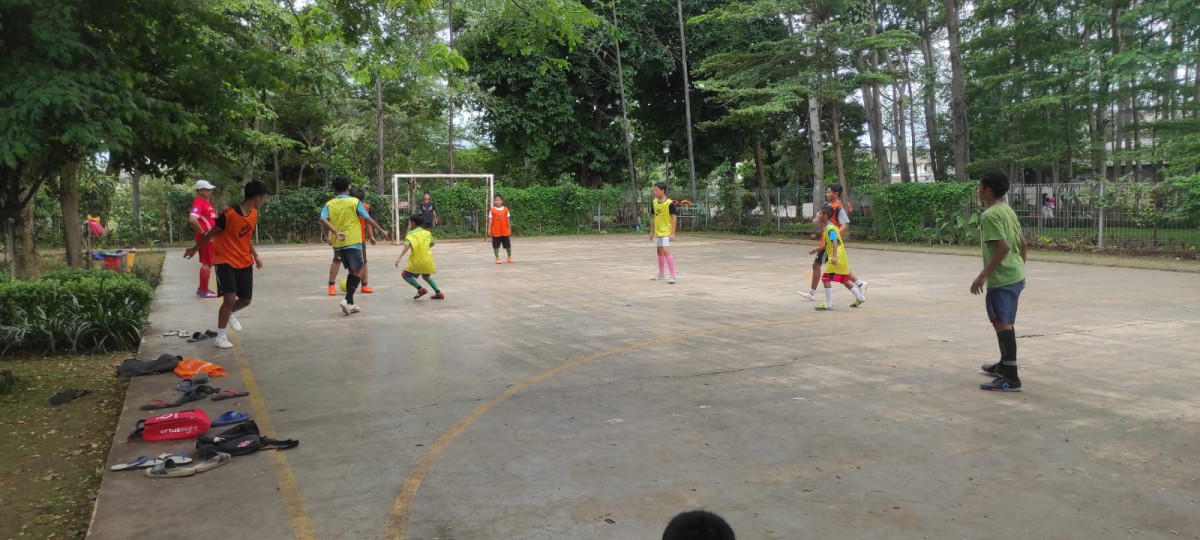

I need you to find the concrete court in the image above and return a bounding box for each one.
[88,235,1200,540]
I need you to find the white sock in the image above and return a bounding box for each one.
[824,287,833,305]
[850,286,865,301]
[808,288,817,295]
[854,279,864,287]
[217,328,226,339]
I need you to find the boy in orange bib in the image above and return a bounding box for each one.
[487,194,514,264]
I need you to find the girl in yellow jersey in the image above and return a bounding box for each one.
[649,182,678,284]
[808,204,866,310]
[394,215,444,300]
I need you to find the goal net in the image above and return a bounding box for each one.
[389,173,495,243]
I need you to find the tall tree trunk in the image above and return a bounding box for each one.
[59,161,83,268]
[830,101,847,195]
[273,147,281,194]
[297,162,307,189]
[919,14,943,182]
[866,2,888,184]
[944,0,969,182]
[886,53,912,184]
[676,0,698,201]
[131,170,143,243]
[11,186,38,280]
[857,53,887,184]
[906,71,920,181]
[611,0,638,197]
[376,75,386,194]
[753,139,771,223]
[447,0,456,174]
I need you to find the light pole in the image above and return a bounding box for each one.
[662,139,672,186]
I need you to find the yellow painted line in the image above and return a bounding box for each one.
[230,334,320,540]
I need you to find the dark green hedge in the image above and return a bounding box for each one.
[0,270,153,356]
[860,182,978,243]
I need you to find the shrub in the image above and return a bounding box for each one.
[0,272,153,356]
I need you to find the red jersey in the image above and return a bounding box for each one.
[191,197,217,235]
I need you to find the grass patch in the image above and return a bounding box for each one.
[0,352,129,539]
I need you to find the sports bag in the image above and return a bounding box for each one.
[196,420,298,456]
[127,409,212,442]
[115,353,182,377]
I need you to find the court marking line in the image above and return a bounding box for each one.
[231,333,319,540]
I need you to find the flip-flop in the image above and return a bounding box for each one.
[191,452,232,473]
[140,385,219,410]
[162,330,187,337]
[187,332,210,343]
[157,453,192,465]
[211,411,251,427]
[48,388,90,406]
[139,399,178,411]
[145,460,197,478]
[176,373,210,391]
[110,456,163,471]
[211,390,249,401]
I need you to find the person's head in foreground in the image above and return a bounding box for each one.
[662,510,735,540]
[817,203,836,226]
[409,214,424,228]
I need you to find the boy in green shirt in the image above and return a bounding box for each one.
[972,170,1028,392]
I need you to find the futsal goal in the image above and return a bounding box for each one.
[390,173,494,243]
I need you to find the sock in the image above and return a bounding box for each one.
[824,287,833,305]
[506,248,512,257]
[217,328,226,339]
[666,255,675,277]
[658,255,666,275]
[999,329,1019,380]
[809,288,817,295]
[345,274,360,304]
[494,248,500,258]
[995,332,1008,365]
[425,277,440,293]
[404,274,422,290]
[854,279,864,287]
[328,281,335,286]
[850,285,865,301]
[200,267,211,291]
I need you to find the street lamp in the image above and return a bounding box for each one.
[662,139,672,186]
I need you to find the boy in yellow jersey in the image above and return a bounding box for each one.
[319,176,387,315]
[809,204,866,310]
[326,187,377,295]
[649,182,678,284]
[394,215,444,300]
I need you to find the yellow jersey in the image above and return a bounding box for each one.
[822,223,849,275]
[324,196,364,249]
[405,227,436,274]
[652,198,675,238]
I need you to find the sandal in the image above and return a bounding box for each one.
[110,456,163,471]
[211,411,251,426]
[211,390,249,401]
[48,388,90,406]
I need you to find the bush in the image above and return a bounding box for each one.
[862,182,977,243]
[0,272,153,356]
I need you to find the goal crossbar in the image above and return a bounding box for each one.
[390,173,494,242]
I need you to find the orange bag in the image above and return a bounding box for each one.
[174,358,227,378]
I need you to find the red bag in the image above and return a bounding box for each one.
[127,409,211,442]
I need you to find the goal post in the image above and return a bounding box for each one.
[390,173,494,244]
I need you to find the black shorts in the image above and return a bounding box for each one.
[215,264,254,300]
[332,245,368,264]
[812,250,828,265]
[336,247,364,271]
[491,236,511,249]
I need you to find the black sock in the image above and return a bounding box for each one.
[998,329,1019,380]
[345,274,360,304]
[995,333,1008,366]
[328,281,335,285]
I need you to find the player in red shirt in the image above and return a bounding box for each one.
[189,180,219,298]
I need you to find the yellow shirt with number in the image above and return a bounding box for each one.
[822,223,849,275]
[405,228,436,274]
[324,196,364,249]
[652,198,675,238]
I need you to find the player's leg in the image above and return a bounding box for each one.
[341,249,363,309]
[360,246,372,293]
[980,280,1024,391]
[503,236,513,263]
[423,274,444,299]
[403,270,427,299]
[653,241,666,280]
[328,250,341,295]
[213,264,236,348]
[493,236,502,264]
[197,242,216,298]
[662,242,675,282]
[799,252,824,300]
[816,273,834,310]
[843,275,866,306]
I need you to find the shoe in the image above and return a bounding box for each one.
[797,290,816,301]
[507,257,515,263]
[328,284,337,296]
[432,292,445,300]
[349,303,361,313]
[227,315,241,332]
[980,376,1022,392]
[339,299,351,315]
[850,298,866,308]
[652,274,666,281]
[980,362,1002,376]
[214,336,233,349]
[414,288,429,299]
[361,285,374,294]
[668,276,676,284]
[858,281,869,297]
[496,258,502,264]
[814,303,834,311]
[198,290,218,298]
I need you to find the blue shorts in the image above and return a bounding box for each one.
[402,270,431,279]
[985,279,1025,324]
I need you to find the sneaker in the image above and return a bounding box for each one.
[361,285,374,294]
[432,292,445,300]
[980,376,1022,392]
[339,299,351,315]
[507,257,515,264]
[328,284,337,296]
[668,275,676,284]
[814,303,834,311]
[414,288,429,299]
[349,303,361,313]
[858,281,869,297]
[850,298,866,308]
[227,315,241,332]
[980,362,1002,376]
[214,336,233,349]
[797,290,816,301]
[651,274,666,281]
[496,258,502,264]
[198,290,219,298]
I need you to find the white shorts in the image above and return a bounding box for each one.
[654,236,671,247]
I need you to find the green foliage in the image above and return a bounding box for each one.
[428,184,627,236]
[864,182,978,243]
[0,271,153,356]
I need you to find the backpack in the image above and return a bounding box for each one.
[196,421,299,456]
[127,409,212,442]
[115,353,182,377]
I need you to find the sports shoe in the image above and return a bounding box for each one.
[980,376,1021,392]
[507,257,515,264]
[850,298,866,308]
[858,281,869,297]
[814,303,834,311]
[414,288,429,299]
[432,292,445,300]
[797,290,816,301]
[227,315,241,332]
[668,275,676,284]
[198,290,219,298]
[348,303,361,313]
[496,258,502,264]
[339,299,351,315]
[214,336,233,349]
[361,285,374,294]
[328,284,337,296]
[651,274,666,281]
[980,362,1002,376]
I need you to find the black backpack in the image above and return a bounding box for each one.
[196,421,299,456]
[116,353,181,377]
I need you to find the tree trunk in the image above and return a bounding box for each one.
[886,53,912,184]
[753,139,771,223]
[376,75,386,194]
[297,162,307,189]
[59,161,83,268]
[131,170,143,243]
[919,15,943,182]
[902,52,919,181]
[611,1,638,197]
[830,101,847,195]
[447,0,456,174]
[11,187,38,280]
[273,147,281,194]
[944,0,969,182]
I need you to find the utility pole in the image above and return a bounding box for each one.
[675,0,697,202]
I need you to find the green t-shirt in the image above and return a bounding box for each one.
[980,203,1025,287]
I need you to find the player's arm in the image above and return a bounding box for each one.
[432,207,438,226]
[249,244,263,269]
[837,207,850,238]
[1018,232,1028,262]
[972,238,1010,294]
[828,233,840,266]
[669,203,678,240]
[394,242,411,267]
[357,202,388,239]
[485,212,492,238]
[184,225,222,259]
[188,213,206,235]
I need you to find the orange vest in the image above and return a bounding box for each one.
[818,201,846,247]
[489,206,511,237]
[213,206,257,268]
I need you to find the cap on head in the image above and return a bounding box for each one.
[194,180,216,191]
